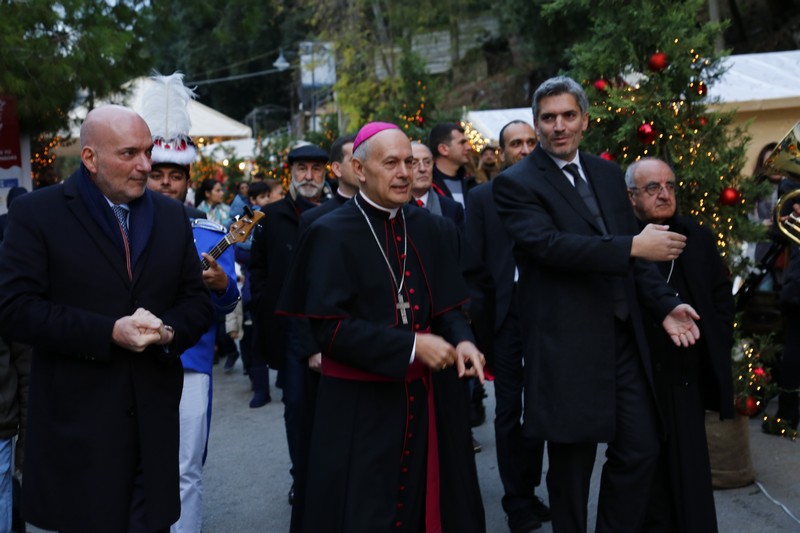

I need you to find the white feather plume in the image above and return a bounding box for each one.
[140,72,198,165]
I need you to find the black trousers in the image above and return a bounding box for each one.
[778,307,800,423]
[493,289,545,514]
[546,318,659,533]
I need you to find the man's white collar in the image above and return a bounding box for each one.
[358,191,400,218]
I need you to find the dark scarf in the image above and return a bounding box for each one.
[72,164,154,269]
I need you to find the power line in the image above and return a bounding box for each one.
[190,48,283,78]
[186,67,291,87]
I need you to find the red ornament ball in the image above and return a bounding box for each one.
[647,52,669,72]
[599,151,615,161]
[593,79,608,92]
[719,187,741,206]
[637,123,658,144]
[696,81,707,96]
[735,395,759,417]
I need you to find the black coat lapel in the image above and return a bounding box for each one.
[532,147,603,233]
[63,176,132,286]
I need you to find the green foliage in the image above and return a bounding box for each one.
[732,331,780,403]
[553,0,768,272]
[252,132,297,189]
[495,0,590,77]
[304,115,339,153]
[301,0,445,134]
[146,0,298,126]
[0,0,154,134]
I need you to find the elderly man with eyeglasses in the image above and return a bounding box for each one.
[626,157,735,533]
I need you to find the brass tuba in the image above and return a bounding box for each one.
[762,121,800,245]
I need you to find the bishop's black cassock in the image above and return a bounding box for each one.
[278,193,485,533]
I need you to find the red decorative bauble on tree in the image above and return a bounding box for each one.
[593,79,608,92]
[599,151,615,161]
[637,123,658,144]
[735,395,759,417]
[696,81,707,96]
[647,52,668,72]
[719,187,741,206]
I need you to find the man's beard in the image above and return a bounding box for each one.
[292,179,323,199]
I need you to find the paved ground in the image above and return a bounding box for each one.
[30,360,800,532]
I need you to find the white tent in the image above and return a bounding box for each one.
[463,50,800,169]
[201,138,260,160]
[56,77,252,155]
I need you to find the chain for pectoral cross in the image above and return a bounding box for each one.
[354,196,410,325]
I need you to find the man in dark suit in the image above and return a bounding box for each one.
[0,105,213,533]
[411,141,465,231]
[493,77,701,532]
[429,122,477,208]
[286,135,356,531]
[249,144,331,408]
[249,144,330,510]
[467,120,550,533]
[626,158,734,532]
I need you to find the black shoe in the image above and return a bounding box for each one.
[223,352,239,373]
[530,496,551,522]
[249,391,271,408]
[507,506,541,533]
[288,484,295,506]
[472,435,482,453]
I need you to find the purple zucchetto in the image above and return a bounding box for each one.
[352,122,401,153]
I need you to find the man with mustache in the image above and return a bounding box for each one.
[248,144,330,511]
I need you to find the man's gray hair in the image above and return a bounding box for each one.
[531,76,589,121]
[352,137,372,161]
[624,157,674,189]
[410,140,431,152]
[624,160,641,189]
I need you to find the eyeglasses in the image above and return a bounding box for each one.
[630,181,676,196]
[411,158,432,169]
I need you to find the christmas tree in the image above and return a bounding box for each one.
[562,0,767,273]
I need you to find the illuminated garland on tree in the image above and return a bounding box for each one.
[567,1,768,275]
[32,135,60,184]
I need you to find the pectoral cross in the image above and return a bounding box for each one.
[396,293,411,325]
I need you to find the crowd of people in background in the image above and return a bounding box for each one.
[0,72,798,533]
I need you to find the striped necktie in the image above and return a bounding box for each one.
[111,204,129,241]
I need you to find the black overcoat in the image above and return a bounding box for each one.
[0,167,212,532]
[492,146,681,442]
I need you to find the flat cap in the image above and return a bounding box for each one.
[287,144,329,164]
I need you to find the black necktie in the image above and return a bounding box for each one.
[563,163,607,234]
[564,164,627,318]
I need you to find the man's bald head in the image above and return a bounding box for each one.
[79,105,154,204]
[80,105,148,150]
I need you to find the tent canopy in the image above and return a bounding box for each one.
[464,50,800,144]
[57,77,252,155]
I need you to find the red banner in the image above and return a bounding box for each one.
[0,95,22,170]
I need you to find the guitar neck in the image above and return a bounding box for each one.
[200,235,233,270]
[197,209,264,270]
